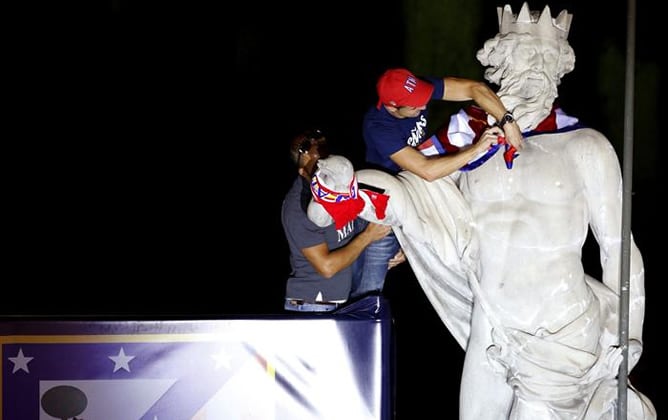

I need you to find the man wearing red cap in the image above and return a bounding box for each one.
[350,67,523,299]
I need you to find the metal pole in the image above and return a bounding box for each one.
[617,0,636,417]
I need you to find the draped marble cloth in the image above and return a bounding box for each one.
[375,170,477,349]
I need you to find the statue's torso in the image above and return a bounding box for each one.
[460,131,595,334]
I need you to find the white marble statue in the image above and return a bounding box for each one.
[454,3,655,419]
[308,2,655,419]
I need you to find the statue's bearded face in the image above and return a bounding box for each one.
[498,39,559,95]
[477,33,574,131]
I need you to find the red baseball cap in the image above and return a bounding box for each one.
[376,68,434,110]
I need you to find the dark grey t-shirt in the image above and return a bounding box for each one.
[281,177,360,302]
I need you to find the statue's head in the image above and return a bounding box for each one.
[477,2,576,130]
[307,155,364,229]
[479,2,575,84]
[306,155,406,229]
[310,155,357,203]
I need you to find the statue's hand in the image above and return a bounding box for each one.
[628,339,643,371]
[388,248,406,269]
[307,201,334,227]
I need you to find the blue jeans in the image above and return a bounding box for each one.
[284,299,340,313]
[351,229,401,299]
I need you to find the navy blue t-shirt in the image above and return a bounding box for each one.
[362,76,444,174]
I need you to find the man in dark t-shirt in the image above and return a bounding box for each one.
[281,129,392,312]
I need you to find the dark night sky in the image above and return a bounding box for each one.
[4,0,661,417]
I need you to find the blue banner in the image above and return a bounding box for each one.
[1,296,393,420]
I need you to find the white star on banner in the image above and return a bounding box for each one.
[109,347,135,373]
[8,348,33,374]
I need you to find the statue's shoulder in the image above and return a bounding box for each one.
[560,126,611,148]
[562,127,619,165]
[569,126,607,141]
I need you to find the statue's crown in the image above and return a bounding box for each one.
[498,2,572,40]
